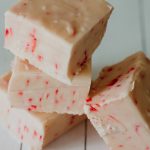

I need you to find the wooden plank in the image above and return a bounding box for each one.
[0,124,21,150]
[87,0,143,150]
[143,0,150,55]
[22,122,85,150]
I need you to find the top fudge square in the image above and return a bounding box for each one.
[4,0,113,84]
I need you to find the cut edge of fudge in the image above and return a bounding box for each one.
[0,72,86,149]
[8,58,91,115]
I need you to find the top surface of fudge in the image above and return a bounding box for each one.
[9,0,112,42]
[88,52,150,106]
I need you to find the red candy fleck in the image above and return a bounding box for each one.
[28,98,33,102]
[107,78,118,86]
[86,98,92,103]
[39,135,43,141]
[18,91,23,96]
[146,146,150,150]
[135,124,140,135]
[30,30,37,53]
[72,26,77,37]
[90,105,97,112]
[39,97,43,102]
[28,108,31,111]
[25,29,37,53]
[5,29,9,36]
[33,130,37,136]
[5,28,13,37]
[107,67,113,72]
[127,67,135,73]
[37,55,43,62]
[46,93,50,99]
[55,88,59,95]
[26,79,30,86]
[31,105,37,110]
[107,75,121,87]
[45,80,49,85]
[55,64,58,70]
[118,145,124,148]
[24,125,29,132]
[78,50,88,67]
[72,100,76,104]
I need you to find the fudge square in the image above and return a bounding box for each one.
[0,72,86,150]
[84,52,150,150]
[4,0,113,84]
[8,58,91,115]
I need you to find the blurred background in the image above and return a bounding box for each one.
[0,0,150,150]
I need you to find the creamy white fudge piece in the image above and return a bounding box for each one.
[8,58,91,115]
[0,72,86,150]
[4,0,113,84]
[84,52,150,150]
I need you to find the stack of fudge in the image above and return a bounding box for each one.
[2,0,150,150]
[2,0,113,150]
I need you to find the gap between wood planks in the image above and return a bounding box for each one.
[84,119,88,150]
[20,143,22,150]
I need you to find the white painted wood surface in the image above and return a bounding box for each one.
[143,0,150,56]
[0,0,149,150]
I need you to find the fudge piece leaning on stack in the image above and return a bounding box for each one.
[0,72,86,150]
[84,52,150,150]
[8,58,91,115]
[4,0,113,84]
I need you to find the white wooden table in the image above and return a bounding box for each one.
[0,0,150,150]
